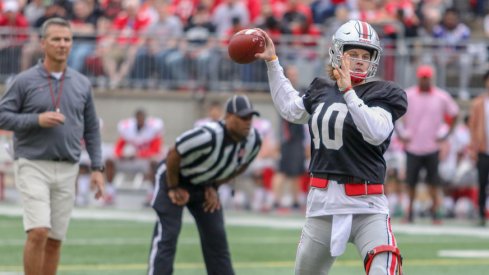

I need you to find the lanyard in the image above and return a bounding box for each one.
[45,66,65,113]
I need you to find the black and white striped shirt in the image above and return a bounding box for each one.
[174,121,261,186]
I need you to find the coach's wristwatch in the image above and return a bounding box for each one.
[91,166,105,173]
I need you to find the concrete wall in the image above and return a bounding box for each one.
[94,90,280,145]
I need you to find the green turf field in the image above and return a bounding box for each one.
[1,212,489,275]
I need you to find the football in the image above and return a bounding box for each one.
[228,29,266,64]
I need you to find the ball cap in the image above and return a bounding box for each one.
[226,95,260,117]
[416,65,433,78]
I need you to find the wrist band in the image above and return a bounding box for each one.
[340,85,352,93]
[268,55,278,61]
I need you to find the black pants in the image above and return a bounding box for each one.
[405,151,440,186]
[147,172,234,275]
[477,153,489,219]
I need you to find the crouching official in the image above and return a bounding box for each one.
[147,95,262,275]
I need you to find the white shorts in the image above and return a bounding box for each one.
[14,158,79,240]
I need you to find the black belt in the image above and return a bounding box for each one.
[51,158,71,162]
[311,173,372,184]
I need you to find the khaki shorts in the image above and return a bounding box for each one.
[14,158,79,240]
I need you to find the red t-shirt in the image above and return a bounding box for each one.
[0,13,29,42]
[111,12,151,45]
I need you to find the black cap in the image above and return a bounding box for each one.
[226,95,260,118]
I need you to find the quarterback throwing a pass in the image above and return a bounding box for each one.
[256,20,407,275]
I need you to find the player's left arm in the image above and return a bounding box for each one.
[343,86,407,146]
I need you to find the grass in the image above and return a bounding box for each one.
[1,212,489,274]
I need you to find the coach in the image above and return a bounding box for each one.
[147,95,262,275]
[0,18,104,275]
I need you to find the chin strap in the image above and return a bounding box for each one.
[364,245,403,275]
[350,73,367,84]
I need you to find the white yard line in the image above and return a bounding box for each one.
[438,250,489,258]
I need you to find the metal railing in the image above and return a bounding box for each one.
[0,27,487,97]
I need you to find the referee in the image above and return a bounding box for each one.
[147,95,262,275]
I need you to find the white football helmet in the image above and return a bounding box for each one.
[329,20,382,80]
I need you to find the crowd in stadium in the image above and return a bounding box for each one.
[0,0,488,92]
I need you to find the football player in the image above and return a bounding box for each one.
[256,20,407,275]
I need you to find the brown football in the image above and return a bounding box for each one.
[228,29,265,64]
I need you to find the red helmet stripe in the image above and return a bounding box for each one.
[360,21,369,40]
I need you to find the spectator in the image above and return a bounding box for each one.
[100,0,123,21]
[0,18,104,275]
[80,11,119,79]
[108,108,164,205]
[310,0,348,24]
[139,0,159,25]
[131,2,183,88]
[430,8,472,99]
[253,1,282,42]
[287,13,322,46]
[171,0,200,23]
[281,0,313,29]
[0,0,29,75]
[67,0,99,73]
[100,0,151,89]
[24,0,46,26]
[147,94,262,275]
[349,0,390,24]
[212,0,250,38]
[383,0,419,38]
[247,0,262,23]
[34,3,69,28]
[417,0,444,39]
[268,0,288,20]
[396,64,459,224]
[468,71,489,227]
[166,3,220,90]
[52,0,75,19]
